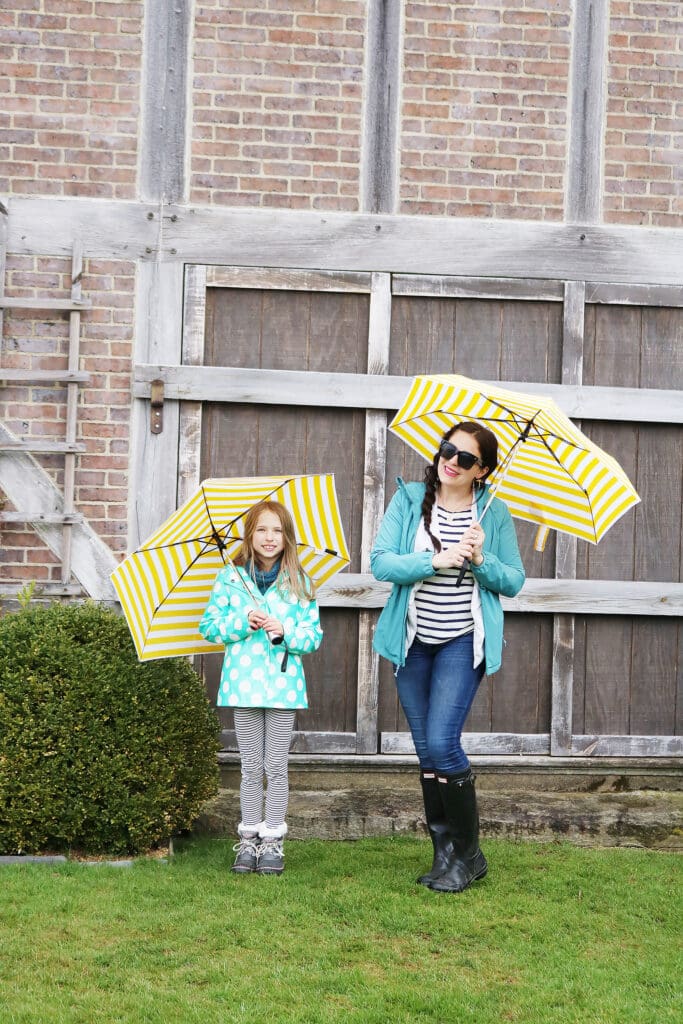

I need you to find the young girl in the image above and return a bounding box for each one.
[199,500,323,875]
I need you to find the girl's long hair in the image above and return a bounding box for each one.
[234,500,315,601]
[422,421,498,553]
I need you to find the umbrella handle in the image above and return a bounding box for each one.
[455,558,469,587]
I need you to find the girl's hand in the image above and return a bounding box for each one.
[248,609,284,638]
[248,609,267,630]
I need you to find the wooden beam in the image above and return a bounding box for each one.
[566,0,609,223]
[128,261,186,549]
[178,265,207,507]
[393,275,565,301]
[552,281,585,756]
[381,732,552,756]
[316,574,683,617]
[7,199,683,287]
[361,0,403,214]
[0,421,118,601]
[139,0,192,204]
[571,735,683,757]
[133,363,683,425]
[205,266,373,293]
[0,370,90,384]
[0,297,91,310]
[356,272,391,754]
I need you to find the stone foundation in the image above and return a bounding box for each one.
[192,755,683,850]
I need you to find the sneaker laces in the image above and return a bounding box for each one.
[258,838,284,859]
[232,837,260,857]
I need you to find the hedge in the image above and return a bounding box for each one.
[0,601,220,855]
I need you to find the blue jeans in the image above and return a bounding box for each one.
[396,633,485,775]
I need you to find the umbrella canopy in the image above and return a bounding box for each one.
[111,474,350,661]
[389,373,640,543]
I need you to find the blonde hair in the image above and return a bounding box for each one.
[234,500,315,601]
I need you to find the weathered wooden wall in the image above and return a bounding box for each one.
[1,1,681,762]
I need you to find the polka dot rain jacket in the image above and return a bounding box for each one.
[198,565,323,710]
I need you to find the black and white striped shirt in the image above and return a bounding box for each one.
[415,505,475,644]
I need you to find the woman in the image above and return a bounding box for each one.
[371,422,524,893]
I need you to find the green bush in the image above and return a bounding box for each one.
[0,601,220,856]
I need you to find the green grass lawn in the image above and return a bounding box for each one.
[0,837,680,1024]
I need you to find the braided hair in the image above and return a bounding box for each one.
[421,421,498,552]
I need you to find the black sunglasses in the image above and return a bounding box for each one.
[438,440,483,470]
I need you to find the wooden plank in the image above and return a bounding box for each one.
[566,0,609,223]
[356,273,391,754]
[0,511,83,524]
[7,198,157,260]
[552,282,585,755]
[0,421,118,600]
[220,730,358,755]
[571,735,683,757]
[361,0,402,214]
[139,0,191,204]
[60,243,82,584]
[0,370,90,383]
[316,574,683,616]
[132,364,683,424]
[392,276,564,301]
[205,266,372,293]
[586,283,683,308]
[178,265,206,507]
[0,583,83,598]
[0,297,92,310]
[161,206,683,286]
[381,732,552,756]
[0,441,85,454]
[128,261,185,549]
[8,198,683,286]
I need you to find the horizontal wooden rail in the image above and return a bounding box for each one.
[0,440,85,453]
[0,297,91,311]
[0,511,84,524]
[0,370,91,384]
[316,575,683,617]
[133,364,683,425]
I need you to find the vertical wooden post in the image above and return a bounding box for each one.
[178,265,207,507]
[361,0,403,214]
[356,272,391,753]
[60,243,82,584]
[551,280,586,754]
[566,0,609,223]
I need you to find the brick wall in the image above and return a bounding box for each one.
[0,1,142,199]
[190,0,365,210]
[0,254,135,584]
[400,1,572,219]
[605,1,683,227]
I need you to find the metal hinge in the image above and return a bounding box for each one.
[150,378,164,434]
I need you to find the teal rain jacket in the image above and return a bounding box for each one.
[370,480,525,676]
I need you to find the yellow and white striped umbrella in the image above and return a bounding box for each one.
[389,373,640,544]
[111,474,350,661]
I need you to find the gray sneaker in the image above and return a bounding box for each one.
[231,836,260,874]
[257,838,285,875]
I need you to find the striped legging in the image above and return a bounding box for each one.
[233,707,296,830]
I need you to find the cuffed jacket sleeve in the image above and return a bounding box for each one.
[280,597,323,655]
[471,501,525,598]
[370,489,434,585]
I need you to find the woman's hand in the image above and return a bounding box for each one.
[432,523,486,570]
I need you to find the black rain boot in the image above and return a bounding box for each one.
[417,770,454,887]
[428,769,488,894]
